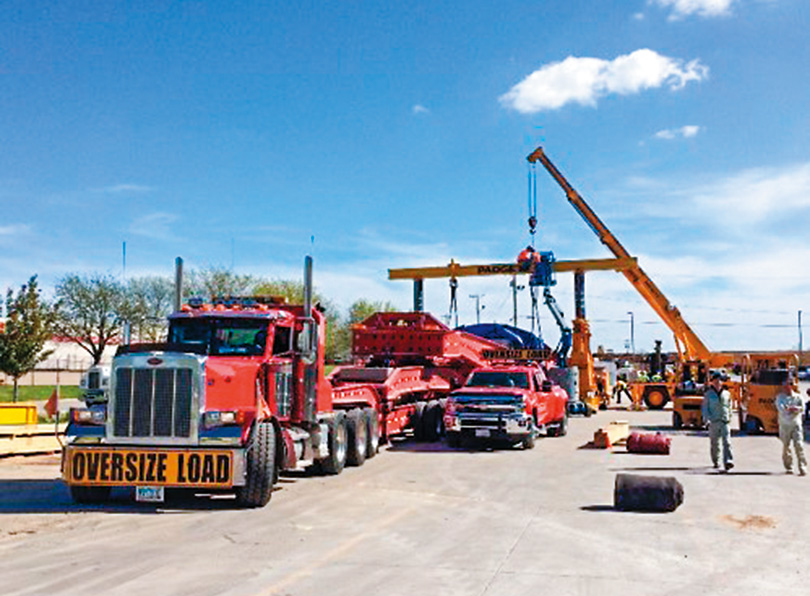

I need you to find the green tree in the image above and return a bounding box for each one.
[124,276,174,342]
[0,276,57,402]
[185,267,256,299]
[55,274,126,365]
[254,279,343,361]
[332,299,398,362]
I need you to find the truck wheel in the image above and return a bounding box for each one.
[70,485,111,504]
[673,412,683,429]
[236,421,276,508]
[424,400,444,442]
[346,409,368,467]
[411,402,426,441]
[364,407,380,459]
[446,431,461,448]
[320,411,348,475]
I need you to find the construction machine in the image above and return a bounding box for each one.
[527,146,797,430]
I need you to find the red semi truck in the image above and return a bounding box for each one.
[444,363,569,449]
[62,257,503,507]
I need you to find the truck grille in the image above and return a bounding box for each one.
[113,367,194,439]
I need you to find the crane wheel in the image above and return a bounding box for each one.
[643,387,669,410]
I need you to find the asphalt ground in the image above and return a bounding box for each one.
[0,403,808,596]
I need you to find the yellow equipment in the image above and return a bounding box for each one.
[526,146,797,427]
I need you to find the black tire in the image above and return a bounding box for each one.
[522,418,537,449]
[673,412,683,429]
[364,406,380,459]
[69,485,111,504]
[346,409,368,467]
[236,420,276,508]
[643,386,670,410]
[320,411,348,475]
[446,431,461,448]
[423,400,444,442]
[556,411,568,437]
[411,402,426,441]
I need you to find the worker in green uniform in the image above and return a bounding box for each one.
[775,378,806,475]
[701,371,734,472]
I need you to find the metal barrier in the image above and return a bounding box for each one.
[0,403,38,425]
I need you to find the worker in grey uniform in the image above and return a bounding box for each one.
[702,371,734,472]
[775,379,806,475]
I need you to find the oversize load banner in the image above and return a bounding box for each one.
[482,349,550,360]
[65,448,234,488]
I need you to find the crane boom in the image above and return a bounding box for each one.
[527,147,716,363]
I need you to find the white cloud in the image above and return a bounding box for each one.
[653,0,736,20]
[129,212,179,241]
[654,125,702,140]
[412,104,430,115]
[0,224,30,236]
[500,49,708,113]
[689,162,810,223]
[94,183,153,193]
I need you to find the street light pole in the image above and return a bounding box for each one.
[627,311,635,354]
[470,294,485,325]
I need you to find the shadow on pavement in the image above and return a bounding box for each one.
[0,478,273,513]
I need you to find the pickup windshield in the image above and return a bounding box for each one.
[168,318,268,356]
[467,371,530,389]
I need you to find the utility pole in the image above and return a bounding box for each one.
[627,311,635,354]
[469,294,485,325]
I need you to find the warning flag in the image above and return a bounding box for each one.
[44,388,58,419]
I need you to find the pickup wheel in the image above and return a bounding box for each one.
[320,411,348,475]
[522,418,537,449]
[555,411,569,437]
[70,485,111,504]
[424,400,444,442]
[236,420,276,508]
[411,402,426,441]
[364,406,380,459]
[346,409,368,467]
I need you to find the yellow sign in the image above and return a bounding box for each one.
[65,447,234,488]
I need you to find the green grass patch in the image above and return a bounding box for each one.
[0,385,83,403]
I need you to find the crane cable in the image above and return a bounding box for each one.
[528,163,538,247]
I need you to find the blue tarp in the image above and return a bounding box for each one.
[456,323,547,351]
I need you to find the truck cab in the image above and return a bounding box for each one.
[443,364,569,449]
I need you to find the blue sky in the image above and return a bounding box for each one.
[1,0,808,353]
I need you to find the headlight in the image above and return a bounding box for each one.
[203,410,246,428]
[70,407,106,425]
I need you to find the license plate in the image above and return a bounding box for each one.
[475,429,491,438]
[65,448,234,488]
[136,486,165,503]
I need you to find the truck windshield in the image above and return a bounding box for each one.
[168,318,268,356]
[467,371,529,389]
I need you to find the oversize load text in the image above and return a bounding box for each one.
[68,449,232,487]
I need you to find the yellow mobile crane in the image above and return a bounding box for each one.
[526,146,735,414]
[527,146,799,431]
